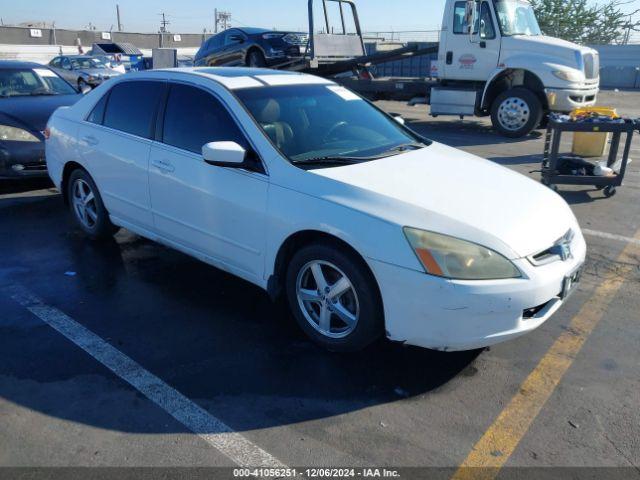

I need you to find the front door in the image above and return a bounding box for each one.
[148,82,268,282]
[442,0,501,81]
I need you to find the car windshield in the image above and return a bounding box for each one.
[70,57,107,69]
[235,83,428,166]
[493,0,542,36]
[0,68,77,97]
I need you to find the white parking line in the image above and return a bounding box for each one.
[583,228,640,247]
[7,283,286,468]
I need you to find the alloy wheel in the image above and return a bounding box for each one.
[72,178,98,229]
[295,260,360,339]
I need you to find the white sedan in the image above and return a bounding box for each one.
[45,68,586,352]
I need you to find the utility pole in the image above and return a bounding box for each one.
[214,9,231,33]
[116,4,122,32]
[159,12,170,33]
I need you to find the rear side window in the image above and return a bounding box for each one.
[162,83,248,154]
[103,81,164,138]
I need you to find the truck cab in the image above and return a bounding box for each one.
[432,0,600,137]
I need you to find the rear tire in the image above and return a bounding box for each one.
[285,242,383,352]
[67,169,118,240]
[491,87,543,138]
[246,50,267,68]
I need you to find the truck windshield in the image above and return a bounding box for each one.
[493,0,542,36]
[235,83,428,167]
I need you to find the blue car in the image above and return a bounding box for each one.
[195,28,309,68]
[0,61,81,179]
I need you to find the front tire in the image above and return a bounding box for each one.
[67,169,118,240]
[491,87,543,138]
[285,242,383,352]
[246,50,267,68]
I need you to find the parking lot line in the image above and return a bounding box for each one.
[583,228,640,247]
[451,230,640,480]
[6,283,287,469]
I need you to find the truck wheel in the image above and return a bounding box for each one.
[491,88,543,138]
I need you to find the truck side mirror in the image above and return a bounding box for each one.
[466,0,480,43]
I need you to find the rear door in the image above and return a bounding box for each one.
[148,81,268,282]
[77,80,165,231]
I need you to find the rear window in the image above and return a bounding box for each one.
[102,81,164,138]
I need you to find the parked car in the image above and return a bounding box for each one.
[0,61,81,179]
[46,68,586,352]
[195,28,308,68]
[48,55,123,90]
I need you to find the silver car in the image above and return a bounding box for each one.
[48,55,122,91]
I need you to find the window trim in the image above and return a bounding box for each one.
[157,80,267,176]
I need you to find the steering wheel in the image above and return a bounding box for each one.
[323,121,349,143]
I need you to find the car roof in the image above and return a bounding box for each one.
[148,67,335,90]
[0,60,51,69]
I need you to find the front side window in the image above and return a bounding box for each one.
[0,68,76,97]
[102,81,164,138]
[493,0,542,36]
[235,83,427,167]
[453,1,468,34]
[162,83,248,154]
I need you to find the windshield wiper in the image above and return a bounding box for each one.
[30,91,58,96]
[388,142,427,153]
[292,156,364,166]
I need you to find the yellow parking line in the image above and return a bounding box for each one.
[452,231,640,480]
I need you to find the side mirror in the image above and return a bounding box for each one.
[466,0,480,42]
[393,115,406,126]
[202,141,247,166]
[79,84,91,95]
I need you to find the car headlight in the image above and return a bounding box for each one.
[0,125,40,143]
[552,69,584,82]
[403,227,521,280]
[263,33,285,40]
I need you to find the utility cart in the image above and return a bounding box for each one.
[541,115,637,198]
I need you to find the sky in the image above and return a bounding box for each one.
[0,0,638,34]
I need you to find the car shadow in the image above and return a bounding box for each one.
[0,196,482,435]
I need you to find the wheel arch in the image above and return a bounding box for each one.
[245,45,266,65]
[482,68,548,113]
[61,161,87,205]
[268,230,383,308]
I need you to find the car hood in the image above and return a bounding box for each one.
[0,94,81,132]
[502,35,595,66]
[309,142,579,259]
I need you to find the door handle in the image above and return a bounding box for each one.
[152,159,175,173]
[82,135,99,146]
[446,51,453,65]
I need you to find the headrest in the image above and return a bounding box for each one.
[257,99,281,124]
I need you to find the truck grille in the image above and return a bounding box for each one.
[583,52,599,79]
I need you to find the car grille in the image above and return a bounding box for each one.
[583,52,599,79]
[283,33,309,46]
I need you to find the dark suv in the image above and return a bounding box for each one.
[195,28,309,68]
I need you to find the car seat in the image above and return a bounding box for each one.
[256,99,294,153]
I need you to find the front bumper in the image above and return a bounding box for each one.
[546,85,599,112]
[369,234,587,351]
[0,141,48,179]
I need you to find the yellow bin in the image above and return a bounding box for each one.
[570,107,619,157]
